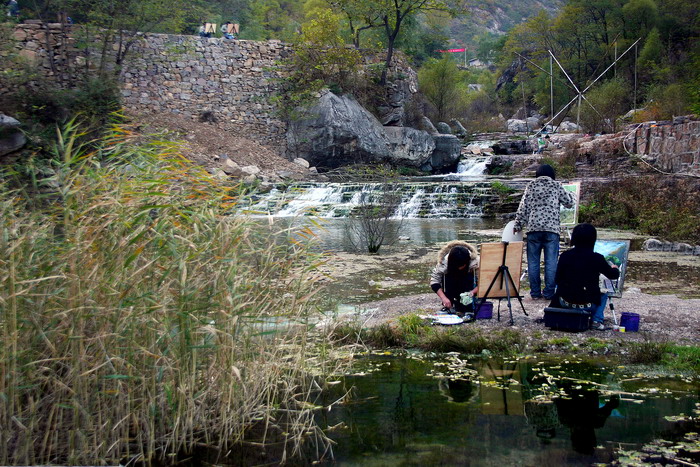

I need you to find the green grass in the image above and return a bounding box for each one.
[664,345,700,373]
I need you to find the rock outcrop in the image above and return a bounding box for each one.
[287,91,461,172]
[384,126,435,167]
[286,91,391,170]
[426,134,462,172]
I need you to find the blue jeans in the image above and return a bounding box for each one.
[559,294,608,324]
[526,231,560,299]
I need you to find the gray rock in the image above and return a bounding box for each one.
[526,116,541,129]
[643,238,664,251]
[429,134,461,171]
[241,165,261,176]
[450,119,468,137]
[384,126,435,168]
[557,121,582,133]
[0,113,27,157]
[0,114,21,129]
[419,116,439,135]
[286,91,391,170]
[674,243,693,254]
[379,106,405,126]
[293,157,310,169]
[435,122,452,134]
[507,119,528,133]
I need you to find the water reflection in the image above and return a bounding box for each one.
[319,355,697,466]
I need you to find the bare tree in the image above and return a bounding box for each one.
[345,180,405,253]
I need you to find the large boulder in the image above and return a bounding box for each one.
[419,116,439,135]
[436,122,452,134]
[286,91,390,170]
[506,119,528,133]
[450,119,468,138]
[384,126,435,167]
[427,134,461,171]
[507,117,541,133]
[558,121,582,133]
[0,114,26,157]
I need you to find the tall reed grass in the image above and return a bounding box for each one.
[0,121,337,464]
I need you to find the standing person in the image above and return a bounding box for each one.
[534,135,546,154]
[430,241,479,319]
[514,164,575,300]
[551,223,619,330]
[6,0,19,17]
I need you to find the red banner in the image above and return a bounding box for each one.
[438,48,466,53]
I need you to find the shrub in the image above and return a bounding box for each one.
[580,176,700,243]
[627,339,671,365]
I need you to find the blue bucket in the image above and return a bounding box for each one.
[620,312,640,332]
[475,302,493,319]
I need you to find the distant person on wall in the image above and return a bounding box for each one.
[551,223,619,330]
[198,23,211,38]
[221,21,235,39]
[513,164,575,300]
[430,241,480,320]
[6,0,19,17]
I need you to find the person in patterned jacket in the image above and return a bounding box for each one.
[513,164,575,300]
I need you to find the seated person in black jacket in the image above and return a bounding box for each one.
[551,223,619,330]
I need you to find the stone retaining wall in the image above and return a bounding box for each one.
[1,23,291,149]
[122,34,290,148]
[626,116,700,175]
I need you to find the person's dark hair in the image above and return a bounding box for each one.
[536,164,556,179]
[447,246,471,273]
[570,223,597,249]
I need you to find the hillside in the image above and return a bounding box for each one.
[448,0,565,55]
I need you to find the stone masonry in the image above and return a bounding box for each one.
[627,117,700,175]
[1,24,292,148]
[2,23,419,156]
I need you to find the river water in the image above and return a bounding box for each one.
[317,353,699,466]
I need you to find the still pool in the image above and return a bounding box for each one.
[316,353,699,466]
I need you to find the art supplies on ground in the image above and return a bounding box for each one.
[543,307,590,332]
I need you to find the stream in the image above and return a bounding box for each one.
[317,353,699,466]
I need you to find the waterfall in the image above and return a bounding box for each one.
[443,155,492,180]
[246,182,490,219]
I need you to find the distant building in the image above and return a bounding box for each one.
[468,84,483,92]
[468,58,486,68]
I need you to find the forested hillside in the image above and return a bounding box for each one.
[6,0,699,131]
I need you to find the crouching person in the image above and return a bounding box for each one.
[551,224,619,330]
[430,241,479,319]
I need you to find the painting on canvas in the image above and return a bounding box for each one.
[560,182,581,226]
[593,239,631,298]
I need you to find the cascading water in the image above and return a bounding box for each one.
[453,155,492,177]
[246,181,493,219]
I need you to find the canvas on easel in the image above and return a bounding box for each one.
[477,241,524,298]
[560,181,581,226]
[204,23,217,34]
[593,239,630,298]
